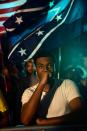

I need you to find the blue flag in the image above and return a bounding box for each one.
[4,0,87,66]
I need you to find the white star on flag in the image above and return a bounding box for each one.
[18,48,26,56]
[15,16,23,25]
[55,14,62,22]
[36,30,44,36]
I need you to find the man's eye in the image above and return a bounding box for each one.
[37,65,43,69]
[39,66,43,69]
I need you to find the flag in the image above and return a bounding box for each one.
[4,0,57,46]
[0,0,27,36]
[4,0,87,66]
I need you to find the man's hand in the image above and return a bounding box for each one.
[36,117,59,125]
[39,72,49,86]
[36,118,47,125]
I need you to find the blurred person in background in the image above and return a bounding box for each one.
[0,89,9,128]
[0,66,20,126]
[64,65,87,109]
[23,59,38,88]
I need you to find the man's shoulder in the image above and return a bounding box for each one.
[61,79,76,85]
[23,83,39,93]
[57,79,77,90]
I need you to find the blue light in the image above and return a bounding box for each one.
[0,0,27,9]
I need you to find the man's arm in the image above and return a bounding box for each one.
[21,83,44,125]
[36,97,85,125]
[21,72,48,125]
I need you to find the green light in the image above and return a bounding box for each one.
[49,1,54,8]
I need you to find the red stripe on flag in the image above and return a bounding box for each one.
[0,17,9,21]
[0,26,6,34]
[0,26,5,30]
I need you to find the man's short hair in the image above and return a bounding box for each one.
[33,52,55,65]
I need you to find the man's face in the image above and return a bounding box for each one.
[36,57,54,80]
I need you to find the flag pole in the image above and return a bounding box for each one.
[57,47,61,79]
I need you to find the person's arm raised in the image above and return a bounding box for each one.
[21,72,48,125]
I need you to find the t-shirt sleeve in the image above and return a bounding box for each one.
[21,88,33,106]
[62,79,81,103]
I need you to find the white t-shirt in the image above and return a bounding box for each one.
[21,79,81,118]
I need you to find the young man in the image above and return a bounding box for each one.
[21,53,85,126]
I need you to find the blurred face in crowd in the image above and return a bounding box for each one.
[26,61,34,74]
[35,57,54,80]
[2,67,9,76]
[80,79,87,87]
